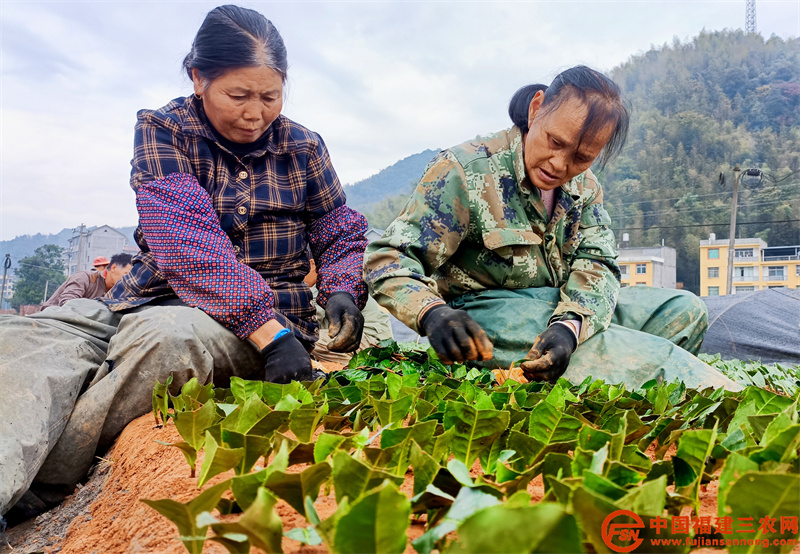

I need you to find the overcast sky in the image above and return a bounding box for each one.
[1,0,798,240]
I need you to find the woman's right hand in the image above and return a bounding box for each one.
[260,331,315,383]
[419,304,493,364]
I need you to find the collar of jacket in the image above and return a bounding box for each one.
[179,95,291,157]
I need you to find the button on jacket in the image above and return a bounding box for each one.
[105,95,368,343]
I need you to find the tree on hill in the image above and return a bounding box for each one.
[12,244,67,308]
[604,30,800,293]
[344,149,438,214]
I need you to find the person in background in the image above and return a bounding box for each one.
[42,253,133,308]
[304,258,393,365]
[364,66,739,391]
[0,4,367,523]
[92,256,110,272]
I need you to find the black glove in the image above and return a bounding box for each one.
[324,292,364,353]
[520,324,578,382]
[419,304,493,364]
[261,332,315,383]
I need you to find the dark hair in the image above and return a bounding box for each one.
[509,66,630,169]
[109,253,133,268]
[508,84,548,134]
[183,5,288,87]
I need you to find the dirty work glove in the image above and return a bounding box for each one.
[261,331,314,384]
[420,304,493,364]
[520,324,578,383]
[325,292,364,353]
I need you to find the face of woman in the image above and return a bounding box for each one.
[193,66,284,143]
[523,92,613,191]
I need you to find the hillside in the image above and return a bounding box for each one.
[604,30,800,292]
[343,149,439,226]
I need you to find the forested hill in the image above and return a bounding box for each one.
[603,30,800,292]
[343,149,439,228]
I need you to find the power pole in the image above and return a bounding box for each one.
[726,165,741,296]
[1,254,10,310]
[745,0,757,34]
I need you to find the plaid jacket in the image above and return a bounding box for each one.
[104,95,368,343]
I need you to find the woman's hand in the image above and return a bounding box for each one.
[420,304,493,364]
[260,331,315,383]
[325,292,364,352]
[520,324,577,382]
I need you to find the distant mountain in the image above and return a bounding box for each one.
[0,226,138,275]
[343,149,439,213]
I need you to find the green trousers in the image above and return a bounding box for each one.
[450,286,740,391]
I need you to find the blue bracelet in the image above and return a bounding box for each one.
[273,328,291,340]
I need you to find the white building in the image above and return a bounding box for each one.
[65,225,129,274]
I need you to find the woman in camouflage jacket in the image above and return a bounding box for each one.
[364,66,738,391]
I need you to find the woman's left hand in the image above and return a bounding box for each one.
[520,324,578,382]
[325,292,365,352]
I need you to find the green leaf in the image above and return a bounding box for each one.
[583,470,628,501]
[718,453,759,519]
[215,487,284,554]
[528,400,582,446]
[179,378,215,407]
[229,377,264,405]
[263,462,331,518]
[506,430,545,471]
[221,430,271,475]
[235,394,272,434]
[409,441,439,497]
[313,432,347,463]
[413,486,500,554]
[443,402,510,467]
[385,371,403,399]
[331,451,404,503]
[616,475,668,515]
[247,410,291,437]
[197,430,244,487]
[174,399,218,451]
[284,526,323,546]
[444,503,582,554]
[274,394,302,413]
[727,388,793,436]
[289,402,329,443]
[140,480,230,554]
[724,473,800,554]
[152,373,174,425]
[374,394,414,427]
[750,424,800,465]
[334,480,410,554]
[672,425,717,505]
[380,420,436,450]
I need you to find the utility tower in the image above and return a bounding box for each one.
[745,0,757,34]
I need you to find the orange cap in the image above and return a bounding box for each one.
[93,256,110,267]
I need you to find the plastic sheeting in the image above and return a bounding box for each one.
[700,287,800,365]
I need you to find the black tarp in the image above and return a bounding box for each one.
[700,287,800,365]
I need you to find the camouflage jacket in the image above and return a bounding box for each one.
[363,126,620,344]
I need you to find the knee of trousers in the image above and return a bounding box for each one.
[110,307,216,383]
